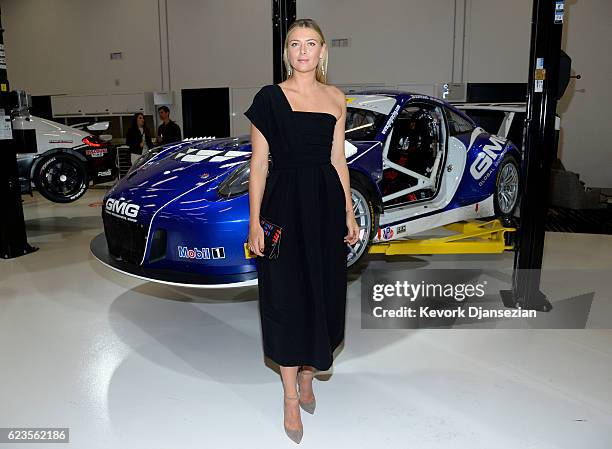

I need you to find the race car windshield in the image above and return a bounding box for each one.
[345,107,386,140]
[127,145,165,174]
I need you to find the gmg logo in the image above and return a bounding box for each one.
[105,198,140,221]
[469,135,507,181]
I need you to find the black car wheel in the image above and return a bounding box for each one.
[34,154,89,203]
[347,177,378,269]
[494,154,520,219]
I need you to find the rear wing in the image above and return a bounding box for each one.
[451,102,526,139]
[71,121,110,132]
[451,102,526,113]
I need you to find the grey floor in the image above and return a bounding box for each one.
[1,189,611,449]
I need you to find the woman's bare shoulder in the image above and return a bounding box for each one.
[323,84,346,109]
[324,84,345,98]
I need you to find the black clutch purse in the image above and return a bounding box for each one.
[245,215,283,259]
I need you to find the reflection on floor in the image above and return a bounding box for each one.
[1,190,611,448]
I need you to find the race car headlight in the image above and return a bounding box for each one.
[217,160,250,198]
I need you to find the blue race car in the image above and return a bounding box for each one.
[91,89,521,287]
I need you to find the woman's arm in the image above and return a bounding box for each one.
[144,127,154,149]
[247,123,269,256]
[329,87,353,217]
[248,124,269,225]
[329,87,360,246]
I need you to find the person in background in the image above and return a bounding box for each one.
[126,112,153,164]
[157,106,182,145]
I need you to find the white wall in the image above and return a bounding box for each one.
[165,0,272,132]
[298,0,457,85]
[463,0,532,82]
[1,0,162,95]
[558,0,612,188]
[1,0,610,187]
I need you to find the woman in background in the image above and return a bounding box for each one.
[126,112,153,164]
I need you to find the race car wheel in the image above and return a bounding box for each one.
[34,154,89,203]
[346,178,377,269]
[494,154,520,219]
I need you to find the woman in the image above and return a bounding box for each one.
[125,112,153,164]
[245,18,360,444]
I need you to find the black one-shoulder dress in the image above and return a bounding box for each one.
[244,84,347,371]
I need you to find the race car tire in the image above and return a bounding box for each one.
[34,153,89,203]
[493,154,520,220]
[347,176,378,270]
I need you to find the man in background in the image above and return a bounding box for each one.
[157,106,182,145]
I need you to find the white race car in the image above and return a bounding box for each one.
[14,112,117,203]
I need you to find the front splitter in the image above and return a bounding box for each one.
[90,233,258,289]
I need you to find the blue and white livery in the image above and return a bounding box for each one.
[91,89,521,287]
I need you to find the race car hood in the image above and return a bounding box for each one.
[104,135,382,223]
[116,135,370,194]
[118,137,250,190]
[104,137,250,217]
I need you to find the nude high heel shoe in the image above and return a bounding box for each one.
[297,370,316,414]
[283,394,303,444]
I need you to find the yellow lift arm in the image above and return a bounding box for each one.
[368,219,516,255]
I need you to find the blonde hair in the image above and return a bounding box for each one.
[283,18,328,84]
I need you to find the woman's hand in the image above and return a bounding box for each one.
[344,210,360,246]
[248,221,265,257]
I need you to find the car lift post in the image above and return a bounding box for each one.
[0,7,36,259]
[272,0,296,84]
[500,0,565,311]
